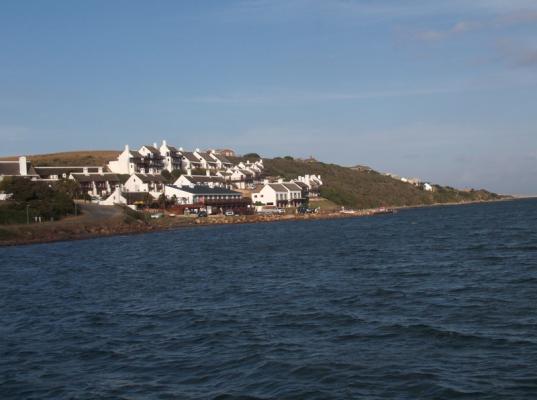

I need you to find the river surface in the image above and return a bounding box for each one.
[1,199,537,399]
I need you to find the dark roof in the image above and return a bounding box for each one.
[0,161,38,177]
[268,183,288,192]
[143,145,159,154]
[168,185,241,195]
[134,173,166,183]
[293,181,309,190]
[183,175,225,183]
[71,173,120,183]
[211,153,231,164]
[283,182,302,191]
[182,152,200,162]
[34,166,101,176]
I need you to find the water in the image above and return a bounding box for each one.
[1,199,537,399]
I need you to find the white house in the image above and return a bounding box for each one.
[123,173,166,199]
[159,140,182,172]
[194,150,219,170]
[180,151,203,171]
[251,182,305,208]
[208,150,233,170]
[108,145,164,175]
[69,172,122,198]
[294,174,323,197]
[423,183,434,191]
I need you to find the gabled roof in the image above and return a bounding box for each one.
[210,153,232,164]
[283,182,302,192]
[182,152,201,162]
[142,145,159,154]
[167,185,241,195]
[0,161,38,177]
[293,181,309,190]
[134,173,166,183]
[268,183,288,193]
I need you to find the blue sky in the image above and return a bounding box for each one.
[1,0,536,194]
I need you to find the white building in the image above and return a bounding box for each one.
[193,150,219,170]
[159,140,183,172]
[251,182,305,208]
[108,145,164,175]
[164,185,242,205]
[174,173,227,188]
[123,173,166,199]
[294,174,323,197]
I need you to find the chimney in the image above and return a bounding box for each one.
[83,167,89,175]
[98,167,103,174]
[187,168,192,176]
[18,156,27,176]
[162,139,167,147]
[277,178,283,183]
[125,144,130,153]
[206,169,210,176]
[179,147,183,152]
[195,148,200,153]
[263,179,269,185]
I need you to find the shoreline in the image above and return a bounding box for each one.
[0,197,527,247]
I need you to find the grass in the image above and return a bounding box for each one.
[0,150,121,166]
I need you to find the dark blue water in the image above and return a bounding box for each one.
[1,199,537,399]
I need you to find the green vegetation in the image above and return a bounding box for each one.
[0,177,77,224]
[261,157,503,209]
[0,151,120,166]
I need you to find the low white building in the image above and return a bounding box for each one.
[174,173,226,188]
[164,185,242,205]
[252,182,305,208]
[294,174,323,197]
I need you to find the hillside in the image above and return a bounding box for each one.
[0,151,120,166]
[2,151,503,209]
[238,156,504,209]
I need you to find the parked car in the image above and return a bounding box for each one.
[277,208,286,214]
[197,211,208,218]
[224,210,234,216]
[150,212,164,219]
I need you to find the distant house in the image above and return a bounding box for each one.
[423,183,433,192]
[215,149,236,158]
[100,188,152,208]
[123,173,166,198]
[208,150,233,170]
[294,175,323,197]
[159,140,182,172]
[180,151,203,171]
[193,150,219,170]
[0,157,39,181]
[69,172,123,198]
[108,145,164,175]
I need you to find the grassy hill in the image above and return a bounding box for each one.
[2,151,503,209]
[237,155,504,209]
[0,151,120,166]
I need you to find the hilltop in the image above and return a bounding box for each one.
[0,151,120,166]
[1,150,504,209]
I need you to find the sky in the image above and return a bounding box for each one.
[1,0,536,195]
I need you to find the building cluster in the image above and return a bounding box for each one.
[0,141,323,215]
[384,172,434,192]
